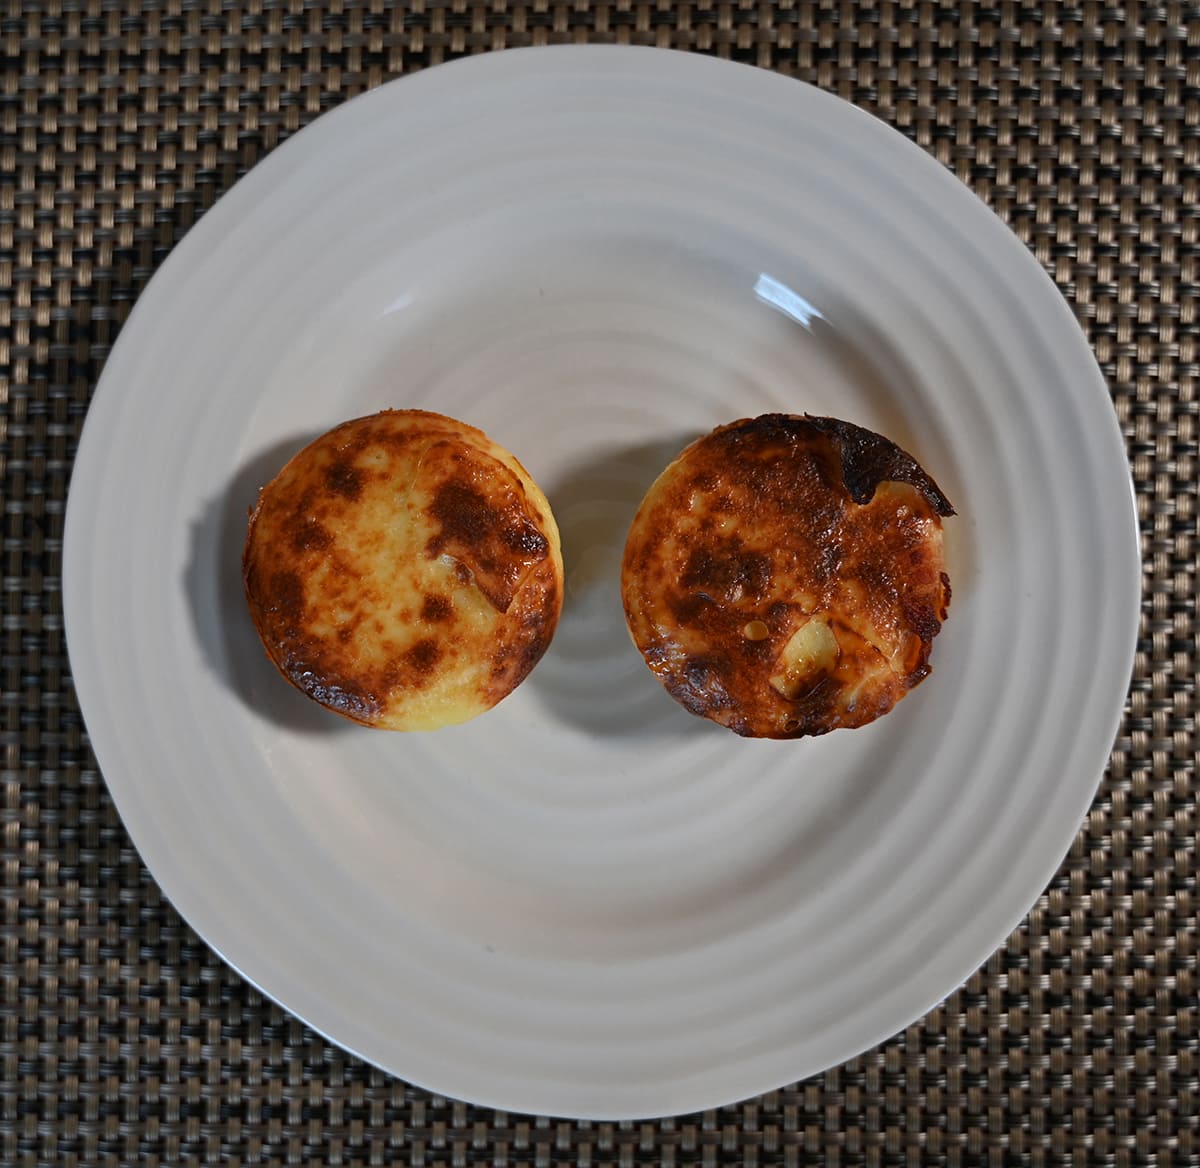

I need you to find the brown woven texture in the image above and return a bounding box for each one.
[2,0,1197,1164]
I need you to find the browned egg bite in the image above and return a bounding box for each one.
[620,414,953,739]
[243,409,563,730]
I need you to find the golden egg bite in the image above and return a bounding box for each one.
[621,414,953,738]
[243,409,563,730]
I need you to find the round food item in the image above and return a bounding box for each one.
[621,414,954,739]
[243,409,563,730]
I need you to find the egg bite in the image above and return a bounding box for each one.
[621,414,953,738]
[243,409,563,730]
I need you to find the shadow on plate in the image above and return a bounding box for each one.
[184,433,356,736]
[524,430,732,740]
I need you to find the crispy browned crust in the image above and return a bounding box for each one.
[620,414,953,739]
[243,409,563,730]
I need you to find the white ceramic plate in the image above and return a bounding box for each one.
[64,46,1140,1119]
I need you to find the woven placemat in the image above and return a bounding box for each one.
[2,1,1196,1164]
